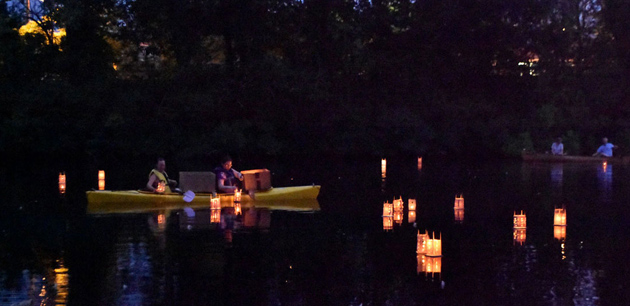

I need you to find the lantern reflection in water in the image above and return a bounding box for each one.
[211,197,221,210]
[58,172,66,194]
[417,255,442,275]
[381,158,387,178]
[454,208,464,223]
[383,202,393,216]
[394,210,403,224]
[383,216,393,231]
[98,170,105,190]
[235,203,242,215]
[408,210,416,223]
[513,228,526,245]
[554,225,566,241]
[54,259,69,305]
[417,157,423,170]
[408,199,416,211]
[554,207,567,226]
[210,208,221,223]
[514,211,526,229]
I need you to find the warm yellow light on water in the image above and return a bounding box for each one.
[381,158,386,178]
[58,172,66,194]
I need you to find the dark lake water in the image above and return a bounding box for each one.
[1,156,629,305]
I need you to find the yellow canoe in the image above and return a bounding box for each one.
[86,185,321,214]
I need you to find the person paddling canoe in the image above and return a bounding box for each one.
[147,157,178,193]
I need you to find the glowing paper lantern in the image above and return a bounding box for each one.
[417,231,429,254]
[417,157,423,170]
[383,202,393,216]
[513,228,526,245]
[58,173,66,194]
[211,197,221,210]
[554,225,566,241]
[394,210,403,224]
[408,210,416,223]
[417,231,441,257]
[210,209,221,223]
[383,216,393,231]
[381,158,387,178]
[554,208,567,226]
[156,182,166,193]
[98,170,105,190]
[235,203,242,215]
[513,211,526,229]
[393,197,404,212]
[234,189,242,202]
[454,194,464,210]
[408,199,417,211]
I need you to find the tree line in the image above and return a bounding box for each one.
[2,0,630,165]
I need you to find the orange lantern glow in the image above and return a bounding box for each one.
[98,170,105,190]
[383,202,393,216]
[408,210,416,223]
[234,189,242,202]
[554,207,567,226]
[234,203,242,215]
[417,254,442,274]
[383,216,393,231]
[394,210,403,224]
[211,197,221,210]
[157,212,166,231]
[513,211,526,229]
[513,228,526,245]
[417,157,423,170]
[454,209,464,223]
[603,161,608,173]
[454,194,464,210]
[417,231,429,254]
[408,199,416,211]
[393,197,404,212]
[210,209,221,223]
[381,158,387,178]
[554,225,566,241]
[156,182,166,193]
[58,172,66,194]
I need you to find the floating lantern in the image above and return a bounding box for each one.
[554,225,566,241]
[393,197,404,212]
[383,216,393,231]
[554,207,567,226]
[98,170,105,190]
[156,182,166,193]
[603,161,608,173]
[234,203,242,215]
[417,231,441,257]
[408,210,416,223]
[381,158,387,178]
[234,189,242,202]
[394,210,403,224]
[58,172,66,194]
[383,202,393,216]
[417,231,429,254]
[417,255,441,274]
[454,209,464,223]
[454,194,464,210]
[417,157,423,170]
[513,228,526,245]
[157,212,166,231]
[210,208,221,223]
[211,197,221,210]
[408,199,417,211]
[513,211,526,229]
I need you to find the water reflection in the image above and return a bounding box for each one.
[550,163,563,194]
[597,163,613,203]
[513,228,526,245]
[382,216,393,231]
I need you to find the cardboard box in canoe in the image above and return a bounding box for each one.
[179,171,216,193]
[242,169,272,191]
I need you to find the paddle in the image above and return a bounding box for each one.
[183,190,195,202]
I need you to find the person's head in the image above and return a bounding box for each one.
[602,137,608,144]
[221,155,233,170]
[556,137,562,143]
[157,158,166,172]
